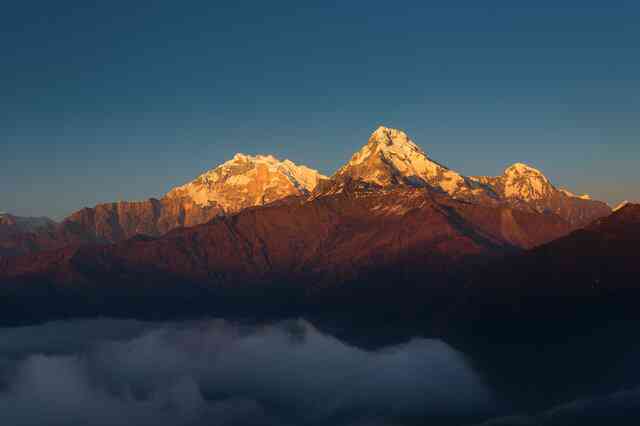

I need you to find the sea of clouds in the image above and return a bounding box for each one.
[0,318,496,426]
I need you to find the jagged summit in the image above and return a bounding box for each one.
[501,163,589,202]
[472,163,610,227]
[504,162,544,174]
[333,126,493,201]
[486,163,596,203]
[368,126,431,153]
[165,153,327,213]
[474,162,559,202]
[329,127,610,230]
[340,126,447,177]
[501,162,555,201]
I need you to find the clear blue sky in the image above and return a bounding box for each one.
[2,1,638,219]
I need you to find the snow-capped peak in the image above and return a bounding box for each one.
[501,162,555,201]
[370,126,420,148]
[231,153,278,165]
[343,126,431,169]
[504,162,548,179]
[335,126,484,198]
[165,153,326,212]
[368,126,442,164]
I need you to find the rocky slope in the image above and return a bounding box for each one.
[447,203,640,337]
[0,213,59,257]
[0,213,55,231]
[0,219,104,259]
[68,153,327,242]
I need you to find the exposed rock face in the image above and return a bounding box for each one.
[62,198,218,243]
[0,214,59,257]
[0,220,99,258]
[65,154,327,243]
[471,162,611,228]
[64,200,164,243]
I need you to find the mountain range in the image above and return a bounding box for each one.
[1,126,633,330]
[0,154,327,257]
[0,126,610,258]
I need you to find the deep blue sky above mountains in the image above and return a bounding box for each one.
[2,1,639,219]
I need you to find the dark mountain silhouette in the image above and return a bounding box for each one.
[444,203,640,338]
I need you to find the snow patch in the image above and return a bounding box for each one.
[560,188,592,200]
[502,162,554,201]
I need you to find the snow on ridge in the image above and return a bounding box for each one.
[613,200,632,212]
[165,152,326,210]
[338,126,473,196]
[501,162,555,201]
[226,153,326,187]
[559,188,592,200]
[503,162,548,180]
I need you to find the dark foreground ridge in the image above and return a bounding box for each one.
[445,202,640,338]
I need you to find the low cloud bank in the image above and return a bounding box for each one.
[0,318,495,426]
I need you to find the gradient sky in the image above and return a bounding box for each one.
[2,1,639,219]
